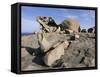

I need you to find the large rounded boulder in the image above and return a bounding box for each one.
[61,18,80,32]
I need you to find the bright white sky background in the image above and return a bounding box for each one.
[21,6,95,33]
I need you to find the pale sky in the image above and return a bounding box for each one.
[21,6,95,33]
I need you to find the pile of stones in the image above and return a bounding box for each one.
[36,16,82,67]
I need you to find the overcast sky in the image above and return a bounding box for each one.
[21,6,95,33]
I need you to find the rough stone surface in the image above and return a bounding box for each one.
[21,15,95,71]
[21,32,95,70]
[43,41,69,66]
[65,29,73,34]
[61,18,80,32]
[37,33,52,53]
[36,16,58,33]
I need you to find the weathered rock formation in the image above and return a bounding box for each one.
[21,32,95,70]
[36,17,81,34]
[36,16,59,33]
[43,41,69,66]
[37,33,52,53]
[21,16,96,71]
[60,18,80,32]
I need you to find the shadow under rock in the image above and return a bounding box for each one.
[32,54,46,66]
[21,46,46,66]
[21,46,42,56]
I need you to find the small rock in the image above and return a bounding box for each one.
[81,29,87,33]
[62,40,69,49]
[88,27,95,33]
[75,34,80,39]
[70,36,75,40]
[70,34,79,40]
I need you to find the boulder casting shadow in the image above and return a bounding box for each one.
[21,46,46,66]
[21,46,42,56]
